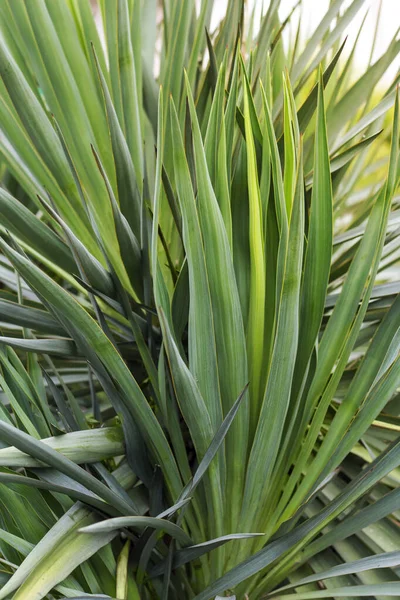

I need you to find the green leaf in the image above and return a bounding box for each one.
[0,472,117,517]
[178,383,249,504]
[304,487,400,562]
[305,130,383,188]
[269,551,400,595]
[0,299,63,334]
[0,502,115,600]
[80,516,192,547]
[185,75,249,529]
[90,146,143,298]
[293,69,333,397]
[169,97,222,431]
[290,0,349,84]
[0,32,85,223]
[333,87,398,153]
[37,196,115,298]
[92,47,142,245]
[0,188,74,272]
[329,37,400,143]
[194,436,400,598]
[278,91,400,521]
[0,419,134,516]
[0,238,182,498]
[295,38,346,135]
[0,427,124,467]
[0,336,77,358]
[117,0,143,192]
[272,583,400,599]
[150,532,263,578]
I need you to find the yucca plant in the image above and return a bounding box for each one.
[0,0,399,598]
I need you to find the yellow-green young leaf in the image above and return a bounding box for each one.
[116,540,131,600]
[243,78,266,432]
[224,46,239,178]
[151,86,172,316]
[260,82,288,297]
[241,141,304,536]
[282,76,296,218]
[216,109,233,247]
[151,85,163,266]
[240,57,263,146]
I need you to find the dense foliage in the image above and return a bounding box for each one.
[0,0,399,598]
